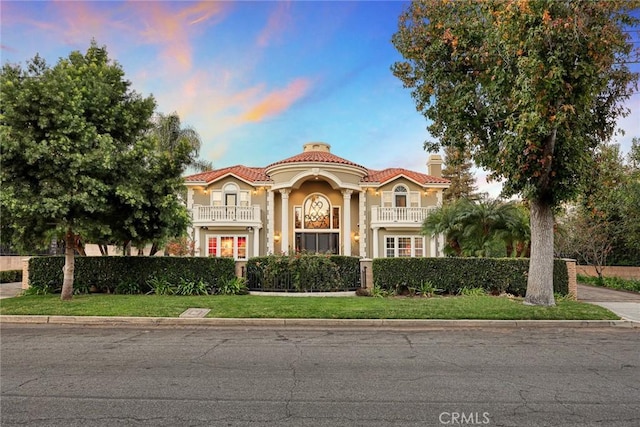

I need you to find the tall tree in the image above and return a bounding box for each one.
[441,146,478,202]
[151,112,213,173]
[1,42,156,300]
[393,0,638,305]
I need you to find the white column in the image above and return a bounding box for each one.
[372,227,380,258]
[342,190,352,256]
[253,227,260,257]
[267,190,275,254]
[430,235,437,258]
[193,226,201,257]
[280,189,290,254]
[359,190,366,258]
[436,190,443,206]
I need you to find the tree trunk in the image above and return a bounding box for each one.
[61,229,75,301]
[99,244,109,256]
[525,199,555,306]
[149,242,159,257]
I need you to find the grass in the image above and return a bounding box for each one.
[578,275,640,293]
[0,293,619,320]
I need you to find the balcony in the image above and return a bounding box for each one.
[370,206,436,227]
[192,205,261,225]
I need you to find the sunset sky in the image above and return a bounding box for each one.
[2,1,639,197]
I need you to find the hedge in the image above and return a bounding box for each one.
[0,269,22,283]
[373,258,569,296]
[246,254,361,291]
[28,256,236,293]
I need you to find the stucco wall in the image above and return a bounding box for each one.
[0,256,26,271]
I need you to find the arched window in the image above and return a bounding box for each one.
[394,185,408,208]
[223,183,239,206]
[303,194,331,229]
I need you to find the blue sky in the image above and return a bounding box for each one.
[2,1,639,197]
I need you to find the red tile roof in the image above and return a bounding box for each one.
[364,168,450,185]
[184,165,269,184]
[267,150,366,169]
[184,156,449,187]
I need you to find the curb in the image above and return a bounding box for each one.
[0,315,637,328]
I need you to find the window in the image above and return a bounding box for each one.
[207,235,248,260]
[384,236,426,258]
[381,185,421,208]
[295,194,339,230]
[394,185,408,208]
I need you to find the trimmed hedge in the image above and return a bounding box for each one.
[246,254,361,291]
[0,269,22,283]
[28,256,236,293]
[373,258,569,296]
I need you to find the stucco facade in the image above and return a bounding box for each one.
[184,142,449,259]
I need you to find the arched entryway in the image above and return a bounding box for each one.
[294,193,340,254]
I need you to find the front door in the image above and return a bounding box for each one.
[295,232,339,254]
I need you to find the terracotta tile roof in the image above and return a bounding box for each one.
[184,165,270,184]
[267,151,366,169]
[363,168,450,185]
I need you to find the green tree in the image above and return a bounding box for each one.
[460,199,519,257]
[441,146,478,202]
[422,199,468,256]
[151,112,213,173]
[1,42,157,300]
[392,0,638,305]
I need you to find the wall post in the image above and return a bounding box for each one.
[564,258,577,301]
[21,258,30,290]
[360,258,373,289]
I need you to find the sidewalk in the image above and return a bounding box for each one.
[577,284,640,322]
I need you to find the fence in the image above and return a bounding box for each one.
[242,261,367,292]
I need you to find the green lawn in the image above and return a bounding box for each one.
[0,294,619,320]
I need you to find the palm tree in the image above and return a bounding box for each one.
[151,112,213,172]
[422,199,471,256]
[456,199,514,257]
[496,204,531,257]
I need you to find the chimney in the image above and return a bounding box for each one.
[427,154,443,178]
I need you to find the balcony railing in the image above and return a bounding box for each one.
[370,206,436,225]
[193,205,261,223]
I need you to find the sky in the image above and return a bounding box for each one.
[1,0,639,198]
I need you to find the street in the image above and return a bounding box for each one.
[1,324,639,426]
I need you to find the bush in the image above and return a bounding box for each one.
[578,275,640,293]
[246,254,360,292]
[28,256,236,293]
[0,270,22,283]
[373,258,569,297]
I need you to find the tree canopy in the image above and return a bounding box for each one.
[0,42,194,299]
[393,0,638,305]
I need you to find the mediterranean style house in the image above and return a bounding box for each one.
[184,142,449,260]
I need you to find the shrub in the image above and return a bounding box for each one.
[246,254,360,292]
[218,277,248,295]
[373,258,569,297]
[175,278,209,296]
[578,275,640,293]
[0,270,22,283]
[28,256,235,293]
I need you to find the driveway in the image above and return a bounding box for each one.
[0,282,22,299]
[578,283,640,322]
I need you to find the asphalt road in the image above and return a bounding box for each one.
[1,325,639,427]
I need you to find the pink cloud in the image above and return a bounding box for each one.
[257,1,292,47]
[128,0,228,73]
[242,79,311,122]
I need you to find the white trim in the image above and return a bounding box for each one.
[269,167,363,191]
[384,235,426,258]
